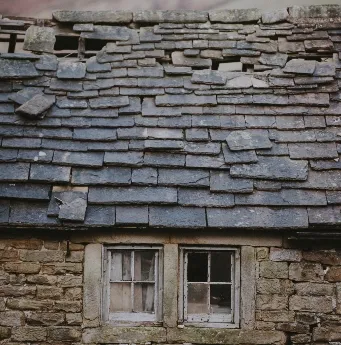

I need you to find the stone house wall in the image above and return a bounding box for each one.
[0,233,339,345]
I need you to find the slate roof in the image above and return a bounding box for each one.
[0,5,341,230]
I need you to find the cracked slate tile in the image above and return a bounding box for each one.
[226,130,272,151]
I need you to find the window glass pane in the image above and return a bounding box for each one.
[211,251,232,282]
[134,283,155,313]
[110,282,131,312]
[210,284,231,314]
[187,283,208,314]
[134,251,155,281]
[187,252,208,282]
[111,251,131,281]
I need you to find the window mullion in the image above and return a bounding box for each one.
[184,252,188,321]
[231,252,235,322]
[208,252,211,316]
[131,250,135,312]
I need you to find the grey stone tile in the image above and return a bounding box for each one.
[149,206,206,228]
[30,164,71,183]
[72,167,131,185]
[84,205,115,226]
[88,186,177,204]
[0,163,30,181]
[0,183,50,200]
[116,206,148,225]
[207,207,308,229]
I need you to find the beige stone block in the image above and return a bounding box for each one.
[256,294,288,310]
[0,326,10,340]
[4,262,40,274]
[289,295,333,313]
[259,262,288,279]
[0,311,25,326]
[19,250,64,263]
[255,321,276,330]
[276,322,309,333]
[54,301,82,313]
[65,287,82,300]
[26,275,58,285]
[256,310,295,322]
[256,247,269,261]
[57,275,82,287]
[313,325,341,342]
[48,327,81,341]
[12,326,47,341]
[65,251,84,262]
[26,312,65,326]
[66,313,82,325]
[0,286,36,297]
[270,248,302,262]
[43,241,60,250]
[289,263,324,282]
[3,239,43,250]
[0,249,19,262]
[6,298,53,310]
[291,333,311,343]
[295,282,334,296]
[36,286,63,300]
[303,250,341,266]
[42,263,82,274]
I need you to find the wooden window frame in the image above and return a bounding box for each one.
[102,245,163,326]
[178,246,240,328]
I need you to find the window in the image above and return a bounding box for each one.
[102,245,163,324]
[179,247,240,327]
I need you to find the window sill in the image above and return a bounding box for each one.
[83,326,285,345]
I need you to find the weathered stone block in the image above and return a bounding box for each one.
[19,250,64,263]
[4,262,40,274]
[256,295,288,310]
[209,8,261,23]
[0,58,39,79]
[295,282,334,296]
[260,262,289,279]
[23,26,55,53]
[16,94,55,118]
[230,157,308,181]
[27,312,64,326]
[289,263,324,282]
[270,248,302,262]
[57,61,86,79]
[262,8,288,23]
[53,10,132,23]
[289,295,333,313]
[12,327,47,341]
[226,130,272,151]
[0,311,25,326]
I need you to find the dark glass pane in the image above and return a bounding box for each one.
[134,283,155,313]
[211,251,232,282]
[134,251,155,281]
[210,284,231,314]
[187,283,208,314]
[187,252,208,282]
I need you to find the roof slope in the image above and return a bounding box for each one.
[0,5,341,230]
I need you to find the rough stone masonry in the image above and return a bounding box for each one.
[0,4,340,345]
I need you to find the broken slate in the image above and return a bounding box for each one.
[16,94,55,118]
